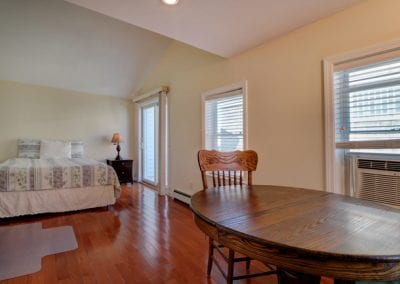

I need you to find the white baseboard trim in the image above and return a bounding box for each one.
[172,189,191,205]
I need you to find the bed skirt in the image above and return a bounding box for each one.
[0,185,116,218]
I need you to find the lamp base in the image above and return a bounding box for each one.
[115,144,122,160]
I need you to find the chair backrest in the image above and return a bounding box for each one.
[197,150,258,190]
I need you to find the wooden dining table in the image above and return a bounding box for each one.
[190,184,400,284]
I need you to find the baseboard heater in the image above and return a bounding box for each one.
[172,189,191,205]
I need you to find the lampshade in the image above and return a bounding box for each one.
[111,133,121,144]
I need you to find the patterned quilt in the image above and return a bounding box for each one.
[0,158,120,197]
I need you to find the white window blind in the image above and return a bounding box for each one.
[204,88,244,151]
[334,57,400,148]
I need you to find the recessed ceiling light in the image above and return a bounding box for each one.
[162,0,179,5]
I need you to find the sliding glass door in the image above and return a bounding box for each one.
[140,102,158,185]
[136,89,168,195]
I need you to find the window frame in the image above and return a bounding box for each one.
[201,81,248,151]
[324,39,400,194]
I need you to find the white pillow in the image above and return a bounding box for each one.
[40,140,71,159]
[70,141,84,158]
[17,139,41,159]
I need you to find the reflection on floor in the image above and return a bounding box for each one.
[0,183,333,283]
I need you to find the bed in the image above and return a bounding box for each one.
[0,139,120,218]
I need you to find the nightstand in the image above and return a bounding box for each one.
[106,159,133,184]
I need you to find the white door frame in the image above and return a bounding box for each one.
[134,87,169,195]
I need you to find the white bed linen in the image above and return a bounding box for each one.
[0,185,115,218]
[0,158,120,196]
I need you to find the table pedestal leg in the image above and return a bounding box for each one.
[277,269,320,284]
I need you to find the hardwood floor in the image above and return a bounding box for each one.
[0,184,333,284]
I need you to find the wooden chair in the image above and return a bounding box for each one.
[197,150,276,283]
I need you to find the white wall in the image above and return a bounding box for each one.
[138,0,400,195]
[0,80,134,163]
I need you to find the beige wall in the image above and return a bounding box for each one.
[0,80,134,163]
[138,0,400,195]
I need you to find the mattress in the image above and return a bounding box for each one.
[0,185,116,217]
[0,158,121,218]
[0,158,120,197]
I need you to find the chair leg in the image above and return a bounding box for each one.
[207,237,214,276]
[246,259,251,271]
[227,249,235,284]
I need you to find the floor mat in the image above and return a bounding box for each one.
[0,223,78,280]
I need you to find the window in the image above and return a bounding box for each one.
[335,57,400,145]
[202,83,247,151]
[324,41,400,194]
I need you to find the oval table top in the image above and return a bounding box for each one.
[190,185,400,281]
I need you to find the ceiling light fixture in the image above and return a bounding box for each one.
[161,0,179,5]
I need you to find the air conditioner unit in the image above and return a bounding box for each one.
[347,153,400,208]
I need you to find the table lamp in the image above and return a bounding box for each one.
[111,133,122,160]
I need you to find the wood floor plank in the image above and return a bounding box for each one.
[0,184,331,284]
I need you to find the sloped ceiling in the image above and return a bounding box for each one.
[0,0,362,98]
[0,0,172,98]
[65,0,362,58]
